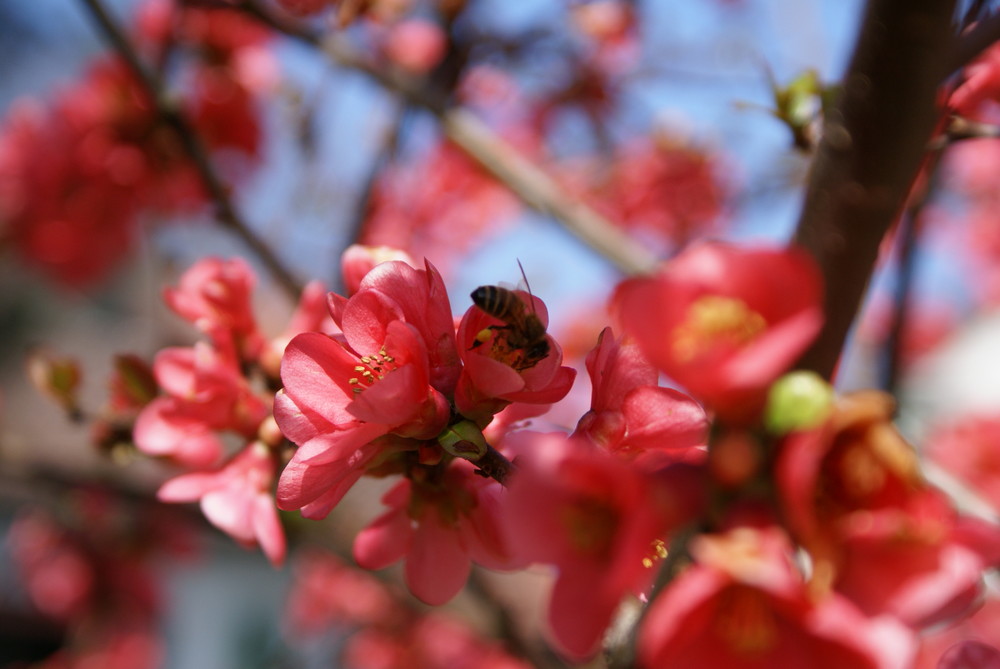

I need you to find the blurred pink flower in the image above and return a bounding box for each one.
[614,242,822,424]
[638,526,916,669]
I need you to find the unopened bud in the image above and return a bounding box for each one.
[437,420,489,460]
[27,350,82,419]
[110,354,157,410]
[258,416,284,448]
[764,370,833,435]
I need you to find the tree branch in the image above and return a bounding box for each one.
[236,0,659,276]
[78,0,305,299]
[793,0,958,380]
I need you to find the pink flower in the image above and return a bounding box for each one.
[613,242,822,423]
[134,342,267,467]
[500,433,704,659]
[163,257,264,357]
[327,259,460,396]
[777,392,1000,628]
[454,289,575,424]
[340,244,417,295]
[353,462,519,605]
[275,323,449,518]
[574,326,707,461]
[638,526,916,668]
[158,441,286,566]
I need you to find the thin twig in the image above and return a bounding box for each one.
[236,0,659,276]
[78,0,304,300]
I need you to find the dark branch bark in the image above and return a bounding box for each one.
[793,0,958,380]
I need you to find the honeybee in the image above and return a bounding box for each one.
[470,269,550,371]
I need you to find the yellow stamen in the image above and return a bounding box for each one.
[672,295,767,363]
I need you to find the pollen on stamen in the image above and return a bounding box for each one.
[642,539,669,568]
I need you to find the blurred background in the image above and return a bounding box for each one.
[8,0,1000,666]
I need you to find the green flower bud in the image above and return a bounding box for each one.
[437,420,488,460]
[764,370,834,435]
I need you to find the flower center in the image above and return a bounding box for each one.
[347,347,398,394]
[561,496,618,558]
[713,585,779,656]
[671,296,767,363]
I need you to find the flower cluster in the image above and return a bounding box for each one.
[123,241,1000,667]
[275,249,575,603]
[134,257,331,567]
[0,0,270,286]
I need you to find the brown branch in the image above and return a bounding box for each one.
[793,0,958,380]
[78,0,304,300]
[236,0,659,276]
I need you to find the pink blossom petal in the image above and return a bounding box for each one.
[157,472,218,502]
[622,386,707,451]
[405,512,471,605]
[252,493,287,567]
[201,487,254,542]
[279,332,364,425]
[354,505,412,570]
[548,569,620,660]
[134,397,223,468]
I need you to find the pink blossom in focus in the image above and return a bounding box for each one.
[275,315,450,518]
[134,342,268,467]
[455,289,575,424]
[341,244,417,295]
[163,257,263,357]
